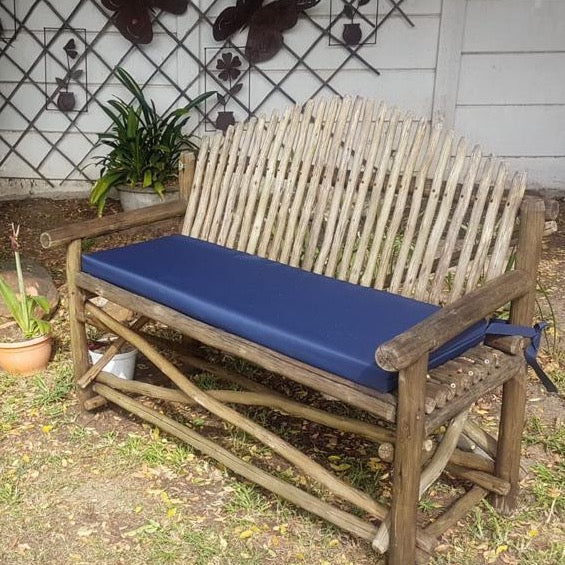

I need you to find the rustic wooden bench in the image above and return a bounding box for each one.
[41,97,555,564]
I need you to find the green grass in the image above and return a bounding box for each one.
[181,529,223,564]
[32,365,74,407]
[524,415,565,455]
[116,431,194,472]
[1,340,563,565]
[531,461,564,513]
[226,482,274,516]
[0,481,22,505]
[67,424,91,443]
[194,372,220,390]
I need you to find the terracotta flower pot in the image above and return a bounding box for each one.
[0,333,52,376]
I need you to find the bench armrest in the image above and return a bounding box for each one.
[375,270,533,371]
[40,200,187,249]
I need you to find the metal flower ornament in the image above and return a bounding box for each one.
[215,52,243,131]
[55,39,83,112]
[213,0,321,64]
[100,0,188,44]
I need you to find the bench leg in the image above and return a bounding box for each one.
[67,240,96,409]
[389,355,427,565]
[491,368,527,513]
[491,198,544,514]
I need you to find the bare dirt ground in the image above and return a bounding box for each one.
[0,198,563,565]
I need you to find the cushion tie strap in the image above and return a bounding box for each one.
[485,321,557,393]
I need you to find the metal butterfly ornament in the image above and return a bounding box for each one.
[101,0,188,44]
[213,0,321,64]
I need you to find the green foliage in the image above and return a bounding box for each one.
[225,482,272,515]
[33,365,74,408]
[90,67,213,215]
[0,278,50,339]
[0,224,50,340]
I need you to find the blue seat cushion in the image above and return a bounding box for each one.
[83,235,487,393]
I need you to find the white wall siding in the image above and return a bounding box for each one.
[463,0,565,52]
[454,106,565,157]
[0,0,563,194]
[458,53,565,106]
[455,0,565,189]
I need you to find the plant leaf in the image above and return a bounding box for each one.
[90,66,211,215]
[153,181,165,197]
[0,279,50,337]
[230,83,243,96]
[70,69,83,80]
[90,171,126,215]
[0,277,22,325]
[55,77,66,88]
[30,295,49,315]
[63,39,76,51]
[143,169,152,188]
[183,90,215,111]
[343,5,355,18]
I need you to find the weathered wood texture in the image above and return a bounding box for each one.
[93,382,381,543]
[41,200,186,249]
[493,198,545,513]
[388,355,427,565]
[181,97,526,305]
[46,96,549,565]
[76,271,526,434]
[78,316,149,388]
[375,270,531,372]
[77,272,398,422]
[373,407,470,555]
[178,152,196,201]
[425,486,487,538]
[95,371,396,444]
[66,240,93,408]
[86,301,389,520]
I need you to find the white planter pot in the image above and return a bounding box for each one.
[89,345,138,380]
[118,186,179,212]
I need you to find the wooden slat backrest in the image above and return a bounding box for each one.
[181,97,525,305]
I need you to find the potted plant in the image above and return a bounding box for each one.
[0,224,52,375]
[90,67,213,215]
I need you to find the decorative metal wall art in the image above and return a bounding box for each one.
[213,0,321,63]
[0,0,417,184]
[54,39,84,111]
[205,47,250,132]
[0,0,16,44]
[329,0,414,47]
[378,0,414,29]
[330,0,376,46]
[43,28,88,113]
[100,0,188,44]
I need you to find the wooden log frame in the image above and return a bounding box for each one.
[69,271,530,558]
[493,198,545,513]
[41,97,553,565]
